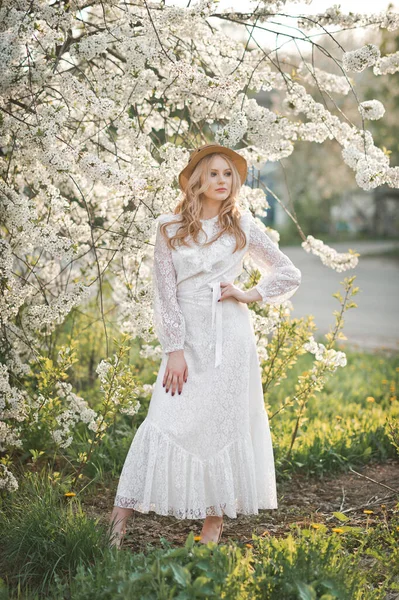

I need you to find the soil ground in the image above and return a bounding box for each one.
[83,458,399,553]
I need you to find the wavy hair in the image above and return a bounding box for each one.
[159,152,247,253]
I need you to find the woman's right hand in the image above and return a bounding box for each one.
[163,349,188,396]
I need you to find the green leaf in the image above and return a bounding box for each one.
[184,530,195,550]
[332,511,350,522]
[170,563,191,587]
[193,576,211,589]
[296,580,317,600]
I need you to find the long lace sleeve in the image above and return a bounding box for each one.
[248,214,302,305]
[152,216,186,354]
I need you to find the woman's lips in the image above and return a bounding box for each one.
[216,188,227,191]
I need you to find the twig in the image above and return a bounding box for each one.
[325,491,398,521]
[348,466,399,494]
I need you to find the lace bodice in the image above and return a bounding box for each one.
[152,210,301,354]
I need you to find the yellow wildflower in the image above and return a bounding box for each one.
[331,527,344,533]
[245,543,253,548]
[381,379,388,384]
[390,396,397,402]
[64,492,76,497]
[335,415,342,420]
[311,523,323,529]
[193,535,202,542]
[363,509,373,514]
[366,396,375,403]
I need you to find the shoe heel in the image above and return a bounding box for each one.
[217,522,224,544]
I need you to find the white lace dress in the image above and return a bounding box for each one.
[114,209,301,519]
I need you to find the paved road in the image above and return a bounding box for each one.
[280,240,399,352]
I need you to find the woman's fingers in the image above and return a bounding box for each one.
[163,361,188,395]
[171,373,178,396]
[164,369,172,392]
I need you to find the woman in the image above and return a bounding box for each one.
[108,143,302,548]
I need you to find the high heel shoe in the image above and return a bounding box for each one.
[217,521,224,544]
[199,520,224,544]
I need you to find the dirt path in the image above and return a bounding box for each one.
[84,458,399,552]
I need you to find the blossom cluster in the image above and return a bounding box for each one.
[342,44,381,73]
[301,235,359,272]
[304,337,347,373]
[373,50,399,75]
[51,381,101,449]
[358,100,385,121]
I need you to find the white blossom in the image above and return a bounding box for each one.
[215,110,248,147]
[342,44,381,73]
[301,236,359,272]
[303,336,347,369]
[373,50,399,75]
[358,100,385,120]
[51,381,100,449]
[0,465,19,492]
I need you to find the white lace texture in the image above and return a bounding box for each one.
[247,215,302,305]
[152,216,186,354]
[114,210,301,519]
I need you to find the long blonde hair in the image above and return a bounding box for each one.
[159,152,247,252]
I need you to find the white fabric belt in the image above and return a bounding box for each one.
[176,281,223,368]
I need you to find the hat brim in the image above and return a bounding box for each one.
[178,144,248,192]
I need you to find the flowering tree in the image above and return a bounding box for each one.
[1,0,398,490]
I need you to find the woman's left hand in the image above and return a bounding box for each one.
[218,282,251,304]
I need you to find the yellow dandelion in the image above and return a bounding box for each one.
[311,523,323,529]
[381,505,386,509]
[331,527,344,534]
[381,379,388,384]
[363,509,373,514]
[366,396,375,403]
[335,415,342,420]
[390,396,397,402]
[193,535,202,542]
[245,543,253,548]
[390,383,396,391]
[261,530,270,536]
[64,492,76,497]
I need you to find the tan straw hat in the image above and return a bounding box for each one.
[178,143,248,192]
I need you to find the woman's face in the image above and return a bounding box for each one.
[201,155,232,202]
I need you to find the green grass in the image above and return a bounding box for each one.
[0,470,110,599]
[267,347,399,478]
[1,470,398,599]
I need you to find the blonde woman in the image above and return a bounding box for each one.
[108,143,302,548]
